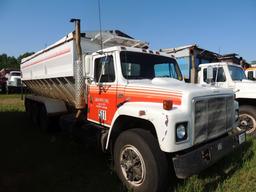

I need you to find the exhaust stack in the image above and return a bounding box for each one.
[70,18,86,110]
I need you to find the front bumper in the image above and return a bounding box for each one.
[173,131,246,179]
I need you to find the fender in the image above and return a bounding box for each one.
[25,95,67,114]
[236,92,256,100]
[105,101,180,151]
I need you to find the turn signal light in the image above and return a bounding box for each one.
[163,100,173,110]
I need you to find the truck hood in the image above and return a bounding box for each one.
[234,80,256,98]
[125,78,234,109]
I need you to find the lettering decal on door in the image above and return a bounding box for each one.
[95,98,109,109]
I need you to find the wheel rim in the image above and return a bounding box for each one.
[238,113,256,134]
[120,145,146,187]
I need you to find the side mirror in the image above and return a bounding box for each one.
[206,66,213,82]
[248,71,254,80]
[83,55,95,84]
[84,55,91,76]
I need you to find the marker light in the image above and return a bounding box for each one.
[163,100,173,110]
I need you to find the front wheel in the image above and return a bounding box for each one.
[238,105,256,134]
[114,129,170,192]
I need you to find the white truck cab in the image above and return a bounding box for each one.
[198,62,256,134]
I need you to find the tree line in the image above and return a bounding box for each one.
[0,52,34,70]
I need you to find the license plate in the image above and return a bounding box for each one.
[238,133,246,144]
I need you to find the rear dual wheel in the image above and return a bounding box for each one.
[31,101,40,127]
[25,99,54,131]
[38,105,50,131]
[114,129,170,192]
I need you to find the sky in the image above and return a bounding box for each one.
[0,0,255,62]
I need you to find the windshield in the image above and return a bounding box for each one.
[10,72,21,76]
[228,65,246,81]
[120,51,182,80]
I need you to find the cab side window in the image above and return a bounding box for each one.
[203,67,226,83]
[94,56,115,83]
[247,71,255,80]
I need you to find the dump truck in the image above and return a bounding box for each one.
[21,20,245,192]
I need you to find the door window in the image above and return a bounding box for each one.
[94,56,115,83]
[203,67,226,83]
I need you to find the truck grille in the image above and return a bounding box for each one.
[16,79,21,86]
[194,95,234,144]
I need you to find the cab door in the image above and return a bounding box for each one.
[202,67,228,88]
[87,54,117,126]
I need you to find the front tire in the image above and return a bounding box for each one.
[238,105,256,134]
[114,129,170,192]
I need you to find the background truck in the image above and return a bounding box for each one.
[21,20,245,192]
[245,67,256,80]
[160,47,256,135]
[0,76,6,93]
[6,71,22,94]
[197,62,256,135]
[0,68,21,93]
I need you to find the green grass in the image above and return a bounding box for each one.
[175,137,256,192]
[0,94,24,112]
[0,94,256,192]
[0,94,121,192]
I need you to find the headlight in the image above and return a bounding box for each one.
[176,122,188,142]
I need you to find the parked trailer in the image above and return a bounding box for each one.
[21,20,245,192]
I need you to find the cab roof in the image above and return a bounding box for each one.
[199,62,242,68]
